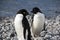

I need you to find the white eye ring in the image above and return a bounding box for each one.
[23,12,25,13]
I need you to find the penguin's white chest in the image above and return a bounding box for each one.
[14,14,24,40]
[32,13,45,36]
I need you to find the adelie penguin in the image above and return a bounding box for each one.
[14,9,31,40]
[31,7,45,37]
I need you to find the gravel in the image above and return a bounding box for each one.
[0,15,60,40]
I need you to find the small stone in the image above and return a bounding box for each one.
[44,34,52,39]
[40,31,47,37]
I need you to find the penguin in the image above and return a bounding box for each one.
[14,9,31,40]
[31,7,45,37]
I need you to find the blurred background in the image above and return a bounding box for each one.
[0,0,60,18]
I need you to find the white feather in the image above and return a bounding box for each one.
[32,12,45,36]
[14,14,24,40]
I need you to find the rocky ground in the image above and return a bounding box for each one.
[0,15,60,40]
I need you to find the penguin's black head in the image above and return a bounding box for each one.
[31,7,42,14]
[17,9,29,16]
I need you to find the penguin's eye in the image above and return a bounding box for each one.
[23,12,25,14]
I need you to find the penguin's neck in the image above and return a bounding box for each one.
[34,12,42,15]
[37,12,41,14]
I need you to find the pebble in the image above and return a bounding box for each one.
[0,15,60,40]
